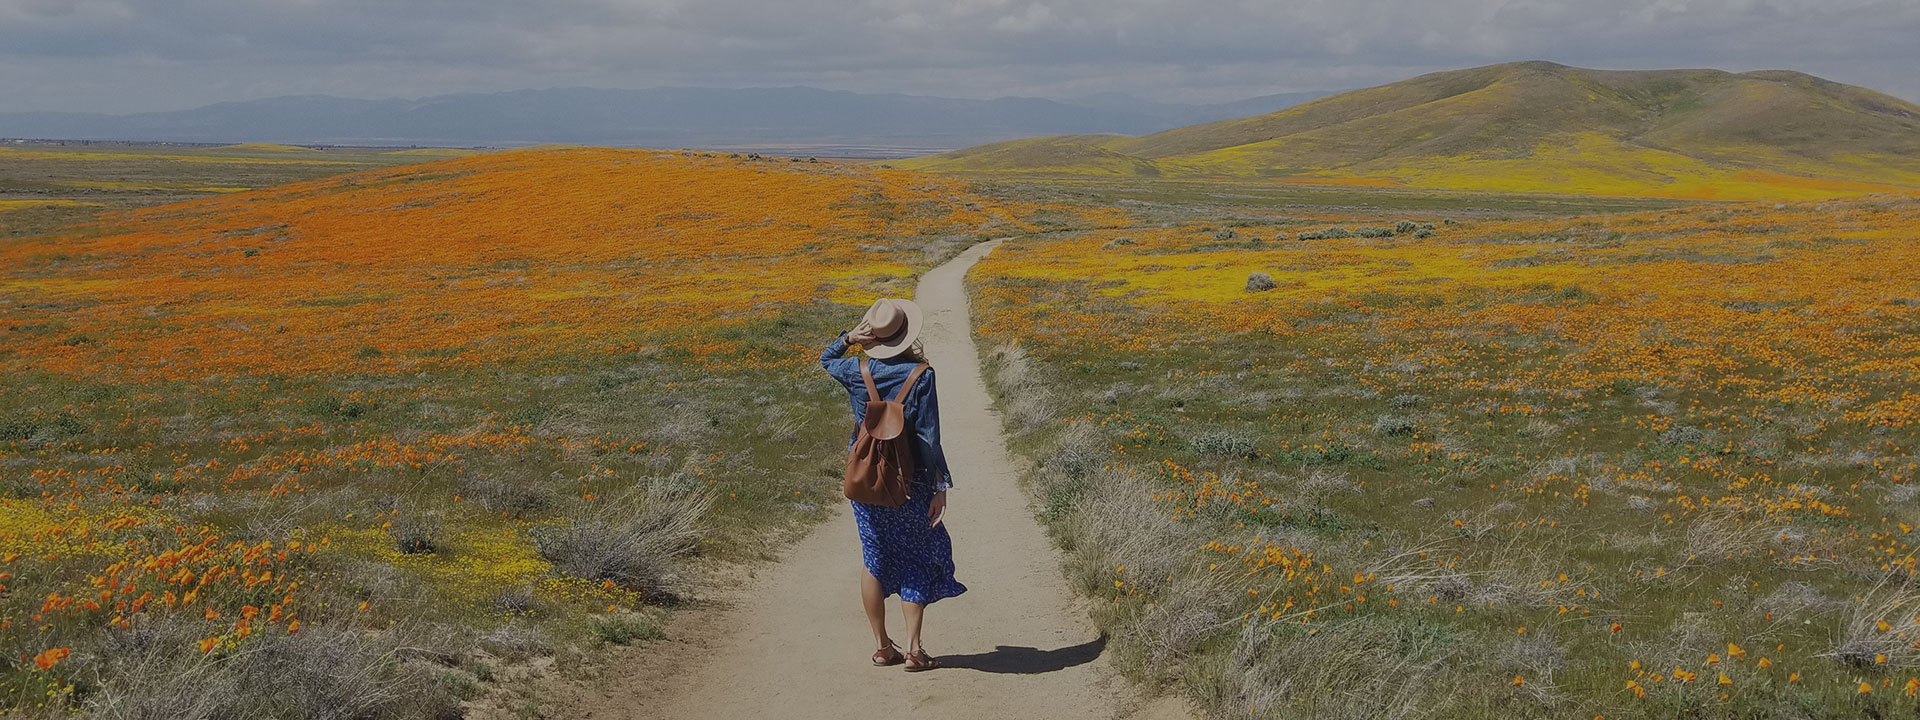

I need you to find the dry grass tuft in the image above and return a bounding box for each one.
[1213,617,1446,720]
[984,344,1057,433]
[78,617,461,720]
[1829,574,1920,668]
[531,484,713,601]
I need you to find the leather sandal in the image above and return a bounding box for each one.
[873,640,905,666]
[904,647,938,672]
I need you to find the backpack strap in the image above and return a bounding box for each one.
[892,363,930,403]
[860,358,881,401]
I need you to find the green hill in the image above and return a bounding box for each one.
[899,61,1920,200]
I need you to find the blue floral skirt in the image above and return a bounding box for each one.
[851,489,967,604]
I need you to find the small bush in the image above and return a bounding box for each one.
[1373,415,1418,436]
[1213,228,1238,241]
[590,613,665,645]
[491,585,539,614]
[1103,237,1136,249]
[0,417,36,442]
[80,619,458,720]
[390,512,442,554]
[1394,220,1419,234]
[1297,226,1355,241]
[1035,425,1108,524]
[459,475,556,518]
[1245,272,1276,292]
[1213,617,1441,720]
[1188,429,1258,458]
[1388,394,1424,409]
[1832,579,1920,667]
[476,625,554,662]
[531,487,712,600]
[1356,226,1396,238]
[1659,425,1709,447]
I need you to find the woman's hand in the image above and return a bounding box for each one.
[848,321,877,347]
[927,490,947,528]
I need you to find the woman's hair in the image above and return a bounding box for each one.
[896,340,929,364]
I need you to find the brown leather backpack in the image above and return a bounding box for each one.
[844,359,928,506]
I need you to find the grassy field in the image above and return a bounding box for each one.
[0,147,1065,716]
[969,182,1920,718]
[10,137,1920,718]
[0,142,469,240]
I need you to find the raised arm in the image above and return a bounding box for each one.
[821,331,855,379]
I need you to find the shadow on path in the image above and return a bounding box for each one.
[938,636,1106,675]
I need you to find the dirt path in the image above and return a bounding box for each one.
[561,240,1194,719]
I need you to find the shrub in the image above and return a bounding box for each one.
[1245,272,1276,292]
[1394,220,1419,234]
[1188,429,1258,458]
[0,417,35,442]
[80,619,459,720]
[590,613,665,645]
[1373,415,1418,436]
[530,486,712,600]
[1035,425,1109,523]
[1297,226,1355,241]
[1658,425,1708,447]
[1832,578,1920,667]
[1356,226,1396,238]
[1212,616,1441,720]
[476,625,554,662]
[1388,394,1424,409]
[1213,228,1238,241]
[390,511,442,554]
[459,475,556,518]
[491,585,539,614]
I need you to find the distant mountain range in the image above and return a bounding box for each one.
[900,61,1920,200]
[0,87,1332,156]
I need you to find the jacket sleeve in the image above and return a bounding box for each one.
[820,331,855,383]
[912,368,953,491]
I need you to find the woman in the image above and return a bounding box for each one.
[820,297,967,672]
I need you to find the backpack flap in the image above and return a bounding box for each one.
[863,400,905,440]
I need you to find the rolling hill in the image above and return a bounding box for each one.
[899,61,1920,200]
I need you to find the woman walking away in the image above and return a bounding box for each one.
[820,297,967,672]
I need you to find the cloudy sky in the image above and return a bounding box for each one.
[3,0,1917,113]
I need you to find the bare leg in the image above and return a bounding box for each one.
[862,571,892,651]
[902,600,926,652]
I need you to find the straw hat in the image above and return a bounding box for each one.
[855,297,922,359]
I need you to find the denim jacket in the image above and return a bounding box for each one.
[821,332,953,492]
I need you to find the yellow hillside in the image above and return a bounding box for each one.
[904,62,1920,200]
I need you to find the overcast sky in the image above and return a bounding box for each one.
[3,0,1917,114]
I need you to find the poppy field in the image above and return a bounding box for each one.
[0,147,1043,716]
[971,191,1920,718]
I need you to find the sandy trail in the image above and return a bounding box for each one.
[566,240,1192,719]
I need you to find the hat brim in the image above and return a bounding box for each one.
[862,299,922,359]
